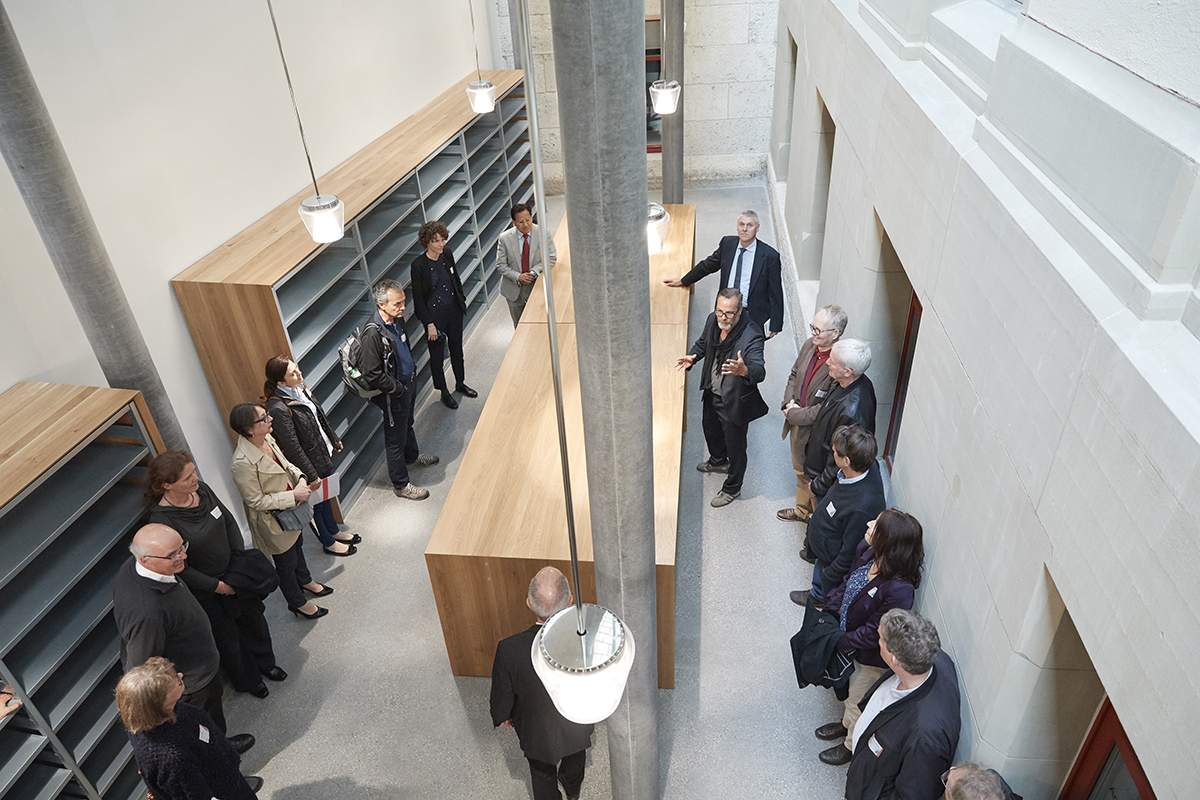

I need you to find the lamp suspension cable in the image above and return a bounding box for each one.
[467,0,484,83]
[266,0,321,199]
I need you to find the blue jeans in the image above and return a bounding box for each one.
[811,561,826,600]
[310,499,339,547]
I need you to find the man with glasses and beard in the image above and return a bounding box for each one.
[676,288,769,507]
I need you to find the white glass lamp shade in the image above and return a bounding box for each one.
[467,80,497,113]
[299,194,345,243]
[532,604,636,724]
[647,203,671,256]
[649,80,681,115]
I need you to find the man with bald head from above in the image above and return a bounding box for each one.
[113,524,253,752]
[491,567,595,800]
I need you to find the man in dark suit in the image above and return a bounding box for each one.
[664,210,785,339]
[676,288,769,507]
[804,338,877,501]
[491,567,594,800]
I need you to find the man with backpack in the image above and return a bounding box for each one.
[356,278,439,500]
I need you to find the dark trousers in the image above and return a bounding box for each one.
[272,533,314,610]
[427,308,465,391]
[701,390,749,495]
[194,591,276,692]
[373,386,419,489]
[527,750,586,800]
[310,499,339,547]
[181,676,226,733]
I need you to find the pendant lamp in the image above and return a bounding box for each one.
[647,203,671,255]
[514,0,635,724]
[465,0,496,113]
[266,0,344,243]
[649,79,681,115]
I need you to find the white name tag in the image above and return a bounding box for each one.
[826,501,837,517]
[868,734,882,757]
[400,333,407,343]
[198,724,210,743]
[449,267,455,274]
[816,389,828,398]
[867,587,877,597]
[210,506,222,519]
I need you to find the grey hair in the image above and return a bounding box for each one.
[528,569,571,620]
[738,210,759,226]
[879,609,941,674]
[128,542,149,559]
[821,304,848,335]
[832,338,871,376]
[945,763,1005,800]
[716,287,743,306]
[372,278,403,306]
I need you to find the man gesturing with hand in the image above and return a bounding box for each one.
[677,288,769,507]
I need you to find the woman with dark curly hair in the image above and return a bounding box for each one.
[411,219,476,408]
[812,508,925,765]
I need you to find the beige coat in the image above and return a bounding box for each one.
[781,336,837,451]
[230,434,306,556]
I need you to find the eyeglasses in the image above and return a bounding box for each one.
[810,325,839,336]
[254,414,271,425]
[715,309,739,319]
[941,768,955,787]
[145,541,189,561]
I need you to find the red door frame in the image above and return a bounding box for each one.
[883,292,921,471]
[1059,698,1157,799]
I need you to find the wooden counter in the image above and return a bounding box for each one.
[425,205,695,689]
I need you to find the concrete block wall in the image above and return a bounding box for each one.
[773,0,1200,796]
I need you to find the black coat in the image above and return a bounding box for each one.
[360,311,406,397]
[490,624,594,764]
[266,387,341,483]
[790,601,854,694]
[680,235,785,333]
[806,463,887,595]
[128,702,257,800]
[847,651,961,800]
[410,249,467,324]
[804,374,877,498]
[825,540,916,669]
[687,311,769,426]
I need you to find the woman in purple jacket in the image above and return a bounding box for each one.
[814,508,925,766]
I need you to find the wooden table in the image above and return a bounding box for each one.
[425,205,696,689]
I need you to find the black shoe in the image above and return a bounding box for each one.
[322,543,357,557]
[247,684,269,699]
[789,589,824,609]
[303,584,333,597]
[289,605,328,620]
[456,383,478,398]
[334,533,362,544]
[696,459,730,474]
[559,780,581,800]
[819,743,854,765]
[261,666,287,682]
[440,390,459,409]
[799,545,816,565]
[228,734,255,754]
[244,776,264,793]
[815,722,848,741]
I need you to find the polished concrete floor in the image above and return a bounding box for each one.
[229,187,848,799]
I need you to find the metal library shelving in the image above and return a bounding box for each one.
[0,383,166,800]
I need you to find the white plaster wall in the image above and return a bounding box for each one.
[1026,0,1200,106]
[0,0,498,510]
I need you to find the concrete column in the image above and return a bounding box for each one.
[506,0,524,69]
[545,1,660,798]
[660,0,684,204]
[0,3,187,450]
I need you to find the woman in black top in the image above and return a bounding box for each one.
[411,219,476,409]
[145,451,285,698]
[264,355,359,556]
[118,657,262,800]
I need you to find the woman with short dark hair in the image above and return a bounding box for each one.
[118,657,262,799]
[146,450,285,698]
[812,508,925,765]
[229,402,331,620]
[411,219,475,408]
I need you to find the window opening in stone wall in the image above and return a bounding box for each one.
[1060,698,1157,800]
[799,93,836,278]
[883,285,920,469]
[775,32,799,180]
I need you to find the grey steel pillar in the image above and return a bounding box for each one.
[506,0,524,69]
[0,2,188,451]
[661,0,684,204]
[545,0,660,798]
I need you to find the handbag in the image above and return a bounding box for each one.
[270,500,314,532]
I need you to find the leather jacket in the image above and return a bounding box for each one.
[803,374,877,498]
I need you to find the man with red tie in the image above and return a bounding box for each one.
[496,203,558,326]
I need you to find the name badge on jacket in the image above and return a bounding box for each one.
[815,389,828,399]
[868,734,882,757]
[198,725,210,744]
[210,506,222,519]
[826,501,837,517]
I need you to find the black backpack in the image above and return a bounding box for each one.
[339,321,388,399]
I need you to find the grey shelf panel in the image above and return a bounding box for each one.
[337,428,385,510]
[468,137,505,180]
[56,664,121,763]
[464,116,500,155]
[325,390,369,441]
[500,92,526,123]
[79,723,132,796]
[502,115,529,146]
[474,169,508,215]
[418,153,464,197]
[0,730,49,796]
[476,187,509,233]
[332,411,382,476]
[516,184,534,207]
[459,256,482,287]
[287,280,367,359]
[312,365,346,416]
[275,242,362,325]
[103,760,146,800]
[0,486,141,655]
[34,616,121,730]
[444,204,474,239]
[424,179,470,223]
[4,760,73,800]
[464,278,484,308]
[364,220,421,281]
[486,269,502,299]
[358,181,421,248]
[505,138,531,166]
[0,440,148,592]
[296,300,373,387]
[509,161,534,190]
[480,212,510,256]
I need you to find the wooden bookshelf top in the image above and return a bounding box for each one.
[173,69,524,288]
[0,382,145,509]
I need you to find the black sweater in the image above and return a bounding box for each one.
[147,483,244,594]
[806,463,886,593]
[128,702,257,800]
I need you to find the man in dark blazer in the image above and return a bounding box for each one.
[491,567,594,800]
[676,288,770,507]
[804,338,877,501]
[664,210,785,338]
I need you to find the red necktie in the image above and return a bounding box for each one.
[521,234,530,273]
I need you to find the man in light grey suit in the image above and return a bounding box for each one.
[496,203,556,326]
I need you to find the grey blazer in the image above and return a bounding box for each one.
[496,224,556,301]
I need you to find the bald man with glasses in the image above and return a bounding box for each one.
[113,524,254,752]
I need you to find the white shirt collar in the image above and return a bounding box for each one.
[837,468,868,485]
[135,560,177,584]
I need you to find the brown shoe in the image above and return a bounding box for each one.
[819,743,853,765]
[815,722,848,741]
[777,508,810,522]
[393,484,430,500]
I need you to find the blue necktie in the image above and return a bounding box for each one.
[732,247,746,297]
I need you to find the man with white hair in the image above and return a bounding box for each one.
[491,567,595,800]
[663,210,785,339]
[803,338,878,503]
